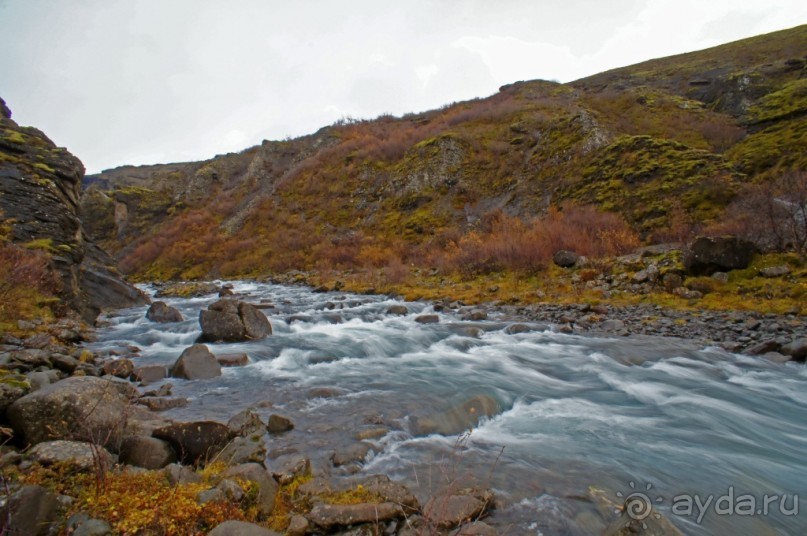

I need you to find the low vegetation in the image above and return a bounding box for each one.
[80,26,805,305]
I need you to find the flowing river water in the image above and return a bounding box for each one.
[90,282,807,535]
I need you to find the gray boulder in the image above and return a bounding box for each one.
[222,463,278,516]
[309,503,404,530]
[7,376,136,448]
[683,236,757,275]
[152,420,233,466]
[29,440,116,470]
[132,365,168,384]
[553,250,579,268]
[119,435,177,469]
[102,358,134,379]
[171,344,221,380]
[199,300,272,342]
[781,338,807,362]
[217,352,250,367]
[0,372,29,413]
[66,513,113,536]
[145,301,184,323]
[361,474,420,512]
[228,407,266,436]
[217,435,267,466]
[2,485,59,535]
[239,302,273,339]
[423,487,495,529]
[208,520,280,536]
[266,414,294,434]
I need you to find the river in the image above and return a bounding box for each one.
[89,282,807,535]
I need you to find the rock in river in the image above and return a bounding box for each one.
[199,299,272,342]
[171,344,222,380]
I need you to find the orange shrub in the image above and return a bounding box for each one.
[432,205,639,275]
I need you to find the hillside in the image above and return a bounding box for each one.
[81,25,807,287]
[0,97,147,326]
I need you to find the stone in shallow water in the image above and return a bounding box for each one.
[267,414,294,434]
[133,365,168,384]
[216,352,249,367]
[146,301,184,323]
[415,314,439,324]
[171,344,221,380]
[423,487,495,530]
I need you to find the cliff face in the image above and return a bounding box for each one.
[0,97,147,321]
[81,25,806,280]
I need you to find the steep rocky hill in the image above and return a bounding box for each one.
[81,25,807,281]
[0,98,147,322]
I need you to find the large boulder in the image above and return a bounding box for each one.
[7,376,136,448]
[199,300,272,342]
[152,420,233,466]
[29,440,116,470]
[171,344,221,380]
[683,236,757,275]
[1,485,59,536]
[146,301,184,323]
[119,435,177,469]
[782,338,807,362]
[553,250,579,268]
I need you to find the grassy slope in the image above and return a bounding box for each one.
[81,25,807,312]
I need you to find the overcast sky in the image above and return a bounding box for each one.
[1,0,805,173]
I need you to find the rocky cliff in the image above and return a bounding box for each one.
[0,97,147,321]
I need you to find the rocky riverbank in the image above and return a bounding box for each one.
[2,281,803,535]
[495,302,807,361]
[0,302,511,535]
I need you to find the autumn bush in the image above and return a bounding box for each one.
[432,205,640,275]
[0,221,62,329]
[706,170,807,257]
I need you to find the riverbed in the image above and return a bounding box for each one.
[90,282,807,535]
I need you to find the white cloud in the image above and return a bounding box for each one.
[0,0,804,173]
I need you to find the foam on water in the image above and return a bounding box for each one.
[90,282,807,535]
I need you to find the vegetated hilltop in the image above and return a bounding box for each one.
[0,97,147,327]
[82,25,806,284]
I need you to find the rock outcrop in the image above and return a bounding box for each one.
[0,97,147,321]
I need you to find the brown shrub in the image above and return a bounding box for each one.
[707,170,807,256]
[434,205,640,275]
[0,240,60,300]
